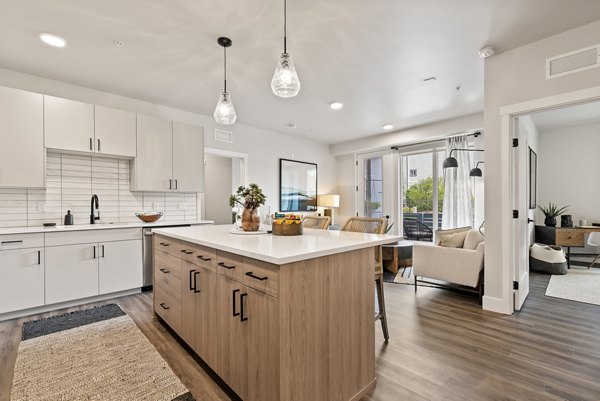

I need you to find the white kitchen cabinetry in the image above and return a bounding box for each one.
[0,234,45,314]
[45,243,99,304]
[44,95,95,153]
[0,86,45,188]
[132,114,173,191]
[94,105,136,157]
[99,239,142,294]
[133,116,204,192]
[173,121,204,192]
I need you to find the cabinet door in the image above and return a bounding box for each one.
[0,248,44,314]
[94,105,136,157]
[132,114,173,191]
[45,243,99,304]
[215,275,247,399]
[172,121,204,192]
[244,287,280,401]
[44,95,94,153]
[194,267,217,367]
[181,262,198,347]
[0,86,45,188]
[98,239,142,294]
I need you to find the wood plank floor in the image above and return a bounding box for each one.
[1,273,599,401]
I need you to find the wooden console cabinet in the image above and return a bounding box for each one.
[153,233,376,401]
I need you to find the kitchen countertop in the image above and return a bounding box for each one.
[153,224,401,265]
[0,220,214,236]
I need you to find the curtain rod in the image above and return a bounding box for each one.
[390,131,482,151]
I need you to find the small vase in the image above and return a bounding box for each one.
[544,216,557,227]
[241,207,261,231]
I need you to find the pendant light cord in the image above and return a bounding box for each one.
[223,46,227,93]
[283,0,287,53]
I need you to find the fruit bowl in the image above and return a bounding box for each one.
[135,212,163,223]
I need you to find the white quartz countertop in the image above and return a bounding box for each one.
[153,224,402,265]
[0,220,213,235]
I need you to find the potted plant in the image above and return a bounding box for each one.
[538,203,569,227]
[229,183,267,231]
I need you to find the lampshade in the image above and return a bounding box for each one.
[271,52,301,98]
[442,156,459,169]
[214,92,236,125]
[469,167,482,177]
[318,194,340,208]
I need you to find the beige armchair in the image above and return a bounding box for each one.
[412,228,485,303]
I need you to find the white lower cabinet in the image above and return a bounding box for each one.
[45,243,99,305]
[0,247,44,314]
[99,239,142,294]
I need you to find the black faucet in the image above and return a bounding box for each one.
[90,194,100,224]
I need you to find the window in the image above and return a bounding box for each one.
[409,169,417,177]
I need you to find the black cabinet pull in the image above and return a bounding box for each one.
[89,137,93,151]
[37,250,41,265]
[181,249,193,255]
[232,289,240,316]
[159,242,170,247]
[159,268,169,274]
[101,244,105,258]
[160,303,170,310]
[197,255,212,262]
[169,179,172,190]
[174,179,178,190]
[193,271,200,293]
[189,269,196,291]
[245,271,268,281]
[97,138,101,152]
[218,262,235,270]
[240,293,248,322]
[93,245,96,259]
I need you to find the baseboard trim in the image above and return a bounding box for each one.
[0,288,141,322]
[482,295,512,315]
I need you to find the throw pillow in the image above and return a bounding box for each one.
[435,226,471,247]
[438,230,470,248]
[464,229,485,250]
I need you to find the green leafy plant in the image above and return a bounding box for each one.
[229,183,266,210]
[404,177,445,212]
[537,202,569,218]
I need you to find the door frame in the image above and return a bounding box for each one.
[498,85,600,314]
[355,150,394,228]
[203,148,248,221]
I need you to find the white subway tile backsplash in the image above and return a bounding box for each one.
[0,152,198,227]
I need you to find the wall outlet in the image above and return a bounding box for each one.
[37,201,46,212]
[153,202,159,210]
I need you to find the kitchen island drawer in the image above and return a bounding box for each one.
[242,257,279,298]
[154,234,182,257]
[0,233,44,250]
[154,288,182,333]
[216,250,243,281]
[154,250,181,289]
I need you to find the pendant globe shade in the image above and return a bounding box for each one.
[271,52,300,98]
[214,92,236,125]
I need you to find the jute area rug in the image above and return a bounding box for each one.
[10,304,194,401]
[545,266,600,306]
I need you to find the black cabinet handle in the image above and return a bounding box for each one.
[89,137,93,151]
[193,271,200,293]
[240,293,248,322]
[174,179,178,190]
[218,262,235,270]
[93,245,96,259]
[169,179,172,190]
[232,289,240,316]
[245,271,268,281]
[197,255,212,261]
[159,242,170,247]
[189,269,196,291]
[101,244,105,258]
[160,303,170,310]
[37,250,41,265]
[97,138,101,152]
[159,268,169,274]
[181,249,193,255]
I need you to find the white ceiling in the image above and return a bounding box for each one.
[531,100,600,131]
[1,1,600,144]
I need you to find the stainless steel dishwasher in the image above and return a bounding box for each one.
[142,224,191,290]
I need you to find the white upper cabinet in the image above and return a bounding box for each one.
[173,121,204,192]
[44,95,95,153]
[132,114,173,191]
[0,86,45,188]
[94,105,136,157]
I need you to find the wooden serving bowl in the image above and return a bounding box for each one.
[272,221,303,236]
[135,212,163,223]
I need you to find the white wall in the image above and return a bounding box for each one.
[337,154,356,226]
[538,121,600,226]
[204,154,233,225]
[0,67,337,217]
[483,19,600,313]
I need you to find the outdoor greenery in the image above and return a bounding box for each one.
[229,183,267,210]
[403,177,444,213]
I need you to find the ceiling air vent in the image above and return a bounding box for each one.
[214,128,233,143]
[546,44,600,79]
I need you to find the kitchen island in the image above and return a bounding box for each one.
[152,224,400,401]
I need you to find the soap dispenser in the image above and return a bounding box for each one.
[64,210,74,226]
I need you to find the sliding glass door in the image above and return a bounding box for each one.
[356,151,390,220]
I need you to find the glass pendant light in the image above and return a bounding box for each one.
[214,37,236,125]
[271,0,300,98]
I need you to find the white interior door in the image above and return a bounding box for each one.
[513,117,530,311]
[356,151,390,219]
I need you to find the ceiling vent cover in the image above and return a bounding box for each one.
[546,44,600,79]
[214,128,233,143]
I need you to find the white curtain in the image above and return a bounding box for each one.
[442,135,474,229]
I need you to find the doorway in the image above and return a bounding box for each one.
[203,148,247,225]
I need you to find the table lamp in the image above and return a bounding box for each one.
[318,194,340,225]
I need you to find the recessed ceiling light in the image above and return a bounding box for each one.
[113,40,125,47]
[39,33,66,48]
[329,101,343,110]
[478,46,495,59]
[286,123,297,128]
[383,124,394,130]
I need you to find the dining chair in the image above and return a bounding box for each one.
[302,215,331,229]
[341,217,389,341]
[588,232,600,268]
